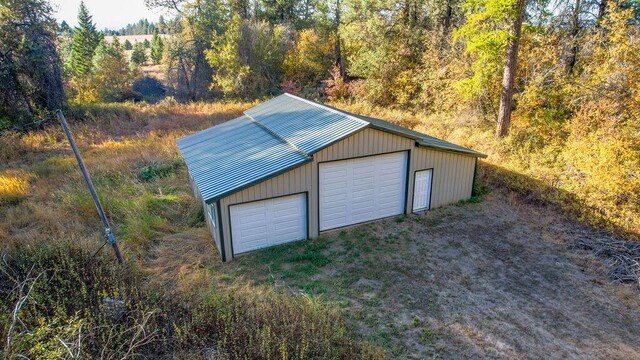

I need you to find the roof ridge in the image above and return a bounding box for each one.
[243,113,312,160]
[283,93,370,127]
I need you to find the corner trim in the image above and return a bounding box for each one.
[216,201,227,262]
[471,158,478,197]
[404,150,412,214]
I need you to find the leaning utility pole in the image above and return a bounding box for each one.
[56,110,125,264]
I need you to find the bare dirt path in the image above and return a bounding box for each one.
[219,189,640,359]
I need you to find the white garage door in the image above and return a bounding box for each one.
[230,194,307,255]
[319,152,408,231]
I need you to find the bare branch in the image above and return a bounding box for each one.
[4,263,45,358]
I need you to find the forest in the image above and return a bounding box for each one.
[1,0,639,357]
[5,0,637,236]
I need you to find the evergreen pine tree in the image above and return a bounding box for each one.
[124,39,133,50]
[150,31,164,64]
[0,0,66,124]
[111,36,121,49]
[69,1,101,76]
[59,20,70,34]
[131,42,147,65]
[158,15,166,33]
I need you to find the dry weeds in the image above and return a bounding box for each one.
[3,101,639,359]
[0,101,250,255]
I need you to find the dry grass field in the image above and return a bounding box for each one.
[1,101,638,358]
[104,35,170,74]
[104,34,170,45]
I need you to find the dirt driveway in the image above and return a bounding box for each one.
[206,189,640,359]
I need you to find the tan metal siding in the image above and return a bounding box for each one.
[202,201,222,257]
[217,127,477,260]
[220,162,313,256]
[411,147,476,208]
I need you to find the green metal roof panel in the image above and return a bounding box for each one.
[245,94,368,154]
[176,116,310,203]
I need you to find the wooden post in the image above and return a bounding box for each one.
[56,110,125,264]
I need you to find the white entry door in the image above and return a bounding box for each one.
[412,169,433,212]
[319,152,408,231]
[230,194,307,255]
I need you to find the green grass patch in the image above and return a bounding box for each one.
[257,238,331,267]
[420,326,438,344]
[299,280,328,295]
[394,215,407,223]
[374,330,392,348]
[248,238,333,287]
[31,156,75,177]
[136,160,181,181]
[282,262,321,279]
[186,205,205,226]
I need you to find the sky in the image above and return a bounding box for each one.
[51,0,169,30]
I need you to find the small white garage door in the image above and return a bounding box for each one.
[230,194,307,255]
[319,152,408,231]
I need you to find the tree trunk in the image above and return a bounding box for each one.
[496,0,526,138]
[564,0,580,74]
[440,0,453,49]
[334,0,346,78]
[597,0,608,25]
[233,0,249,19]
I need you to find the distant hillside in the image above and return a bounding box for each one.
[104,34,170,45]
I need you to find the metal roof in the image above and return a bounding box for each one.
[177,94,486,203]
[245,93,369,154]
[176,115,311,203]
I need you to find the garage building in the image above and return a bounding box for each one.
[177,94,487,261]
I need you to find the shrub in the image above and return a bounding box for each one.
[69,40,136,103]
[206,17,290,98]
[0,241,158,358]
[323,65,351,100]
[184,287,383,359]
[0,241,382,359]
[132,76,166,102]
[282,29,335,88]
[136,160,181,181]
